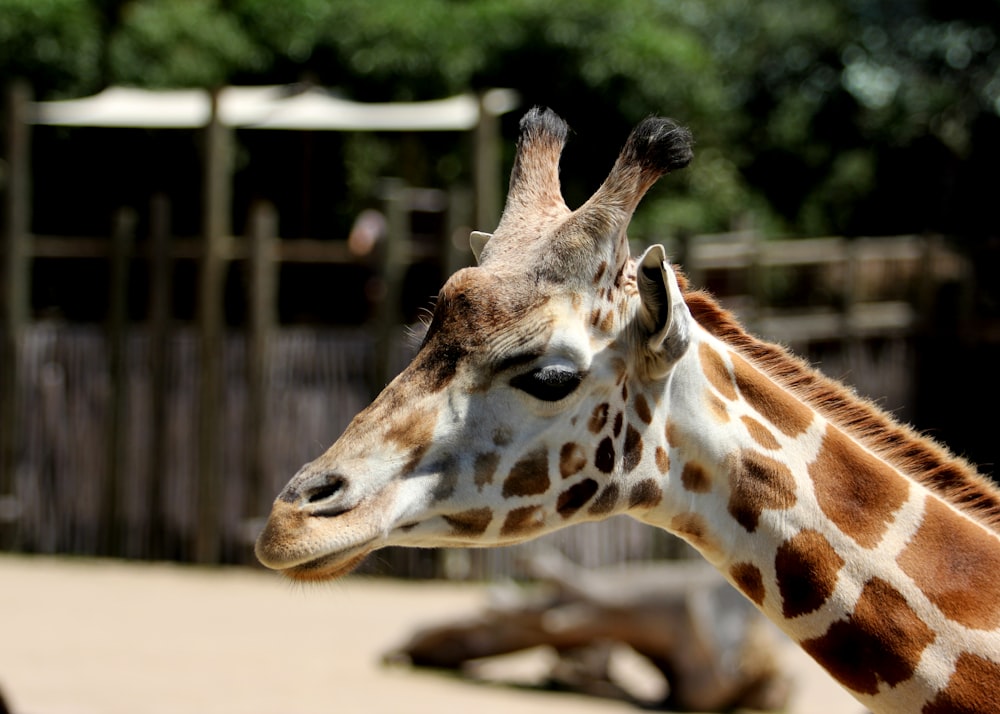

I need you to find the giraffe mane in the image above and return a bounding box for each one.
[679,277,1000,534]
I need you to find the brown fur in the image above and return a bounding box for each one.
[680,277,1000,534]
[809,424,912,549]
[729,561,767,606]
[802,577,935,694]
[898,497,1000,629]
[923,653,1000,712]
[741,416,780,450]
[775,529,845,618]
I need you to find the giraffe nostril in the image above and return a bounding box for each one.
[279,469,354,516]
[306,476,346,505]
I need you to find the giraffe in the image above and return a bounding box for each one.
[256,107,1000,713]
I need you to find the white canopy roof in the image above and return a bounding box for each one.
[30,85,519,131]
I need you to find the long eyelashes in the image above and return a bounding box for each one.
[510,365,585,402]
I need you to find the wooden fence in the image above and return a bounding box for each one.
[677,229,970,422]
[0,213,966,576]
[6,320,696,575]
[2,83,974,577]
[0,189,465,563]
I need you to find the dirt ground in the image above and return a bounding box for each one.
[0,554,860,714]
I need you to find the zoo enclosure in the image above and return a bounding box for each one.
[1,83,975,577]
[1,220,965,576]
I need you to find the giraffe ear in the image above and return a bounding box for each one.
[637,244,687,363]
[470,231,492,264]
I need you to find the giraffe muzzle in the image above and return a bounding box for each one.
[255,476,380,578]
[256,459,405,578]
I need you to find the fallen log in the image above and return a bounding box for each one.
[386,552,790,712]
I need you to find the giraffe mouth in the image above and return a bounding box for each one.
[256,529,379,581]
[254,495,385,580]
[278,548,373,581]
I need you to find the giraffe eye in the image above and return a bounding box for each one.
[511,365,584,402]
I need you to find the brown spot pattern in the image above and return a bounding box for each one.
[898,497,1000,630]
[595,437,615,474]
[623,425,643,473]
[559,443,587,479]
[810,425,909,549]
[801,577,935,695]
[628,479,663,509]
[741,415,780,449]
[432,454,460,500]
[443,508,493,537]
[413,268,549,394]
[612,412,623,437]
[501,505,545,536]
[502,449,550,498]
[589,403,609,433]
[727,449,797,532]
[633,393,652,424]
[384,405,437,475]
[599,310,615,332]
[665,419,679,447]
[731,352,813,437]
[730,562,766,606]
[670,512,717,554]
[418,342,466,393]
[654,446,670,474]
[922,653,1000,713]
[612,358,627,383]
[706,392,730,423]
[589,484,620,515]
[557,479,599,518]
[681,462,712,493]
[474,452,499,490]
[699,342,737,401]
[775,529,844,618]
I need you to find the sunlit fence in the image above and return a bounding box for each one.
[0,229,968,578]
[3,320,701,576]
[7,325,401,565]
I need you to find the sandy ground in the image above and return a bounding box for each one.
[0,554,861,714]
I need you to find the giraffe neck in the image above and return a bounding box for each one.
[631,298,1000,713]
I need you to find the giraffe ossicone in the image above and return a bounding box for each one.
[468,230,491,263]
[257,107,1000,714]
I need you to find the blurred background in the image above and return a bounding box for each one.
[1,0,998,574]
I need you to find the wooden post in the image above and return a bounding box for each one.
[0,80,31,547]
[473,93,501,233]
[745,229,764,333]
[245,201,278,522]
[103,206,136,555]
[372,178,409,395]
[445,186,473,276]
[842,238,862,374]
[196,88,231,563]
[147,193,172,557]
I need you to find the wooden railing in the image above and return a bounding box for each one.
[680,230,967,345]
[0,183,471,562]
[0,214,967,571]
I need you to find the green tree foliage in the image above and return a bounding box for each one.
[230,0,1000,238]
[720,0,1000,237]
[0,0,101,96]
[107,0,262,87]
[3,0,998,239]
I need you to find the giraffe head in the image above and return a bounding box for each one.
[256,108,694,580]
